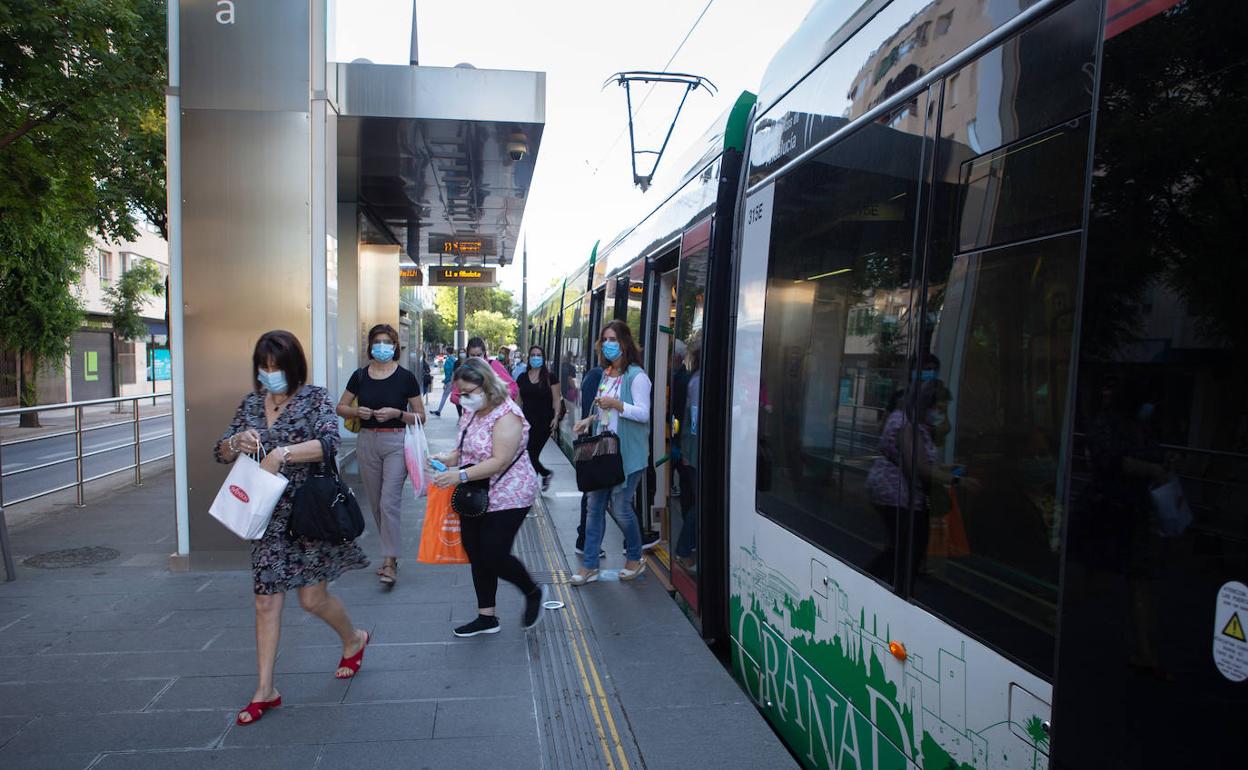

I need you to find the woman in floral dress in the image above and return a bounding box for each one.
[215,330,370,725]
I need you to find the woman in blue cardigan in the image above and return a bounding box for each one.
[571,320,651,584]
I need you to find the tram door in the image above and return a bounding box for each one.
[648,265,679,570]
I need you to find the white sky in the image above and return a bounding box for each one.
[331,0,815,302]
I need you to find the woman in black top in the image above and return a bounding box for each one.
[335,324,427,586]
[517,344,560,491]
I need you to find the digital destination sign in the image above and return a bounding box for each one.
[399,266,422,286]
[429,266,498,286]
[428,234,497,256]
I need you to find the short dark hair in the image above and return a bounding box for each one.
[445,345,455,354]
[466,336,488,355]
[367,324,401,359]
[252,330,308,393]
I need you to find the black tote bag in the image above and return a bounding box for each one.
[573,410,625,491]
[288,438,365,543]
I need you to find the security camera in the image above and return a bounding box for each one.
[507,132,528,162]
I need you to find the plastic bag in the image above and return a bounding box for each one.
[208,449,288,540]
[404,421,429,498]
[1150,476,1193,537]
[417,483,469,564]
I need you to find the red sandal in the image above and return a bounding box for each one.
[335,630,370,679]
[236,695,281,725]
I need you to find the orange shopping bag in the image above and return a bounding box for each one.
[417,483,469,564]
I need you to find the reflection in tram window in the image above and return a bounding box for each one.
[671,224,709,587]
[755,98,926,587]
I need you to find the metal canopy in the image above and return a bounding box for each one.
[334,62,545,268]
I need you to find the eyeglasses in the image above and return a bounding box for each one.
[460,384,482,396]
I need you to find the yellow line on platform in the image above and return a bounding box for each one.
[532,497,624,770]
[531,491,628,768]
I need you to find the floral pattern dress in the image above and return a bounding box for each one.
[458,399,539,512]
[215,385,369,594]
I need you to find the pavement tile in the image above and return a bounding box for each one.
[155,608,311,630]
[93,745,323,769]
[2,610,175,635]
[317,734,541,769]
[625,703,799,769]
[0,679,172,717]
[91,649,263,680]
[206,624,355,651]
[0,710,234,757]
[42,628,221,655]
[0,751,99,770]
[0,715,32,747]
[221,701,436,747]
[0,631,71,657]
[150,672,348,711]
[0,653,119,684]
[432,695,536,739]
[272,642,445,675]
[343,663,531,703]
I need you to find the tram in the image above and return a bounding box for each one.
[534,1,1247,767]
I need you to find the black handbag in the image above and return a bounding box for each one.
[573,414,625,492]
[288,438,365,543]
[451,414,524,519]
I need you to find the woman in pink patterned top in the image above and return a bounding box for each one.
[430,358,545,637]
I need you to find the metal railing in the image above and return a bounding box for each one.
[0,393,174,581]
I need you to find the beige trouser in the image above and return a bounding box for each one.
[356,429,407,559]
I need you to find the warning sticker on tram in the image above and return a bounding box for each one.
[1213,581,1248,682]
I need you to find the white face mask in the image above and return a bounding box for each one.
[461,393,486,412]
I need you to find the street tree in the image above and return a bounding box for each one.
[104,259,165,406]
[466,310,516,352]
[0,1,167,425]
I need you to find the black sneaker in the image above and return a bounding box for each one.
[523,585,548,629]
[453,615,500,637]
[641,532,662,551]
[574,546,606,558]
[430,410,441,417]
[541,473,552,492]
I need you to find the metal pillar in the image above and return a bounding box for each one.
[456,284,467,350]
[519,236,528,353]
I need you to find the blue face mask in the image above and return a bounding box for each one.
[371,342,395,362]
[920,369,937,382]
[602,340,621,362]
[529,356,544,369]
[257,369,288,394]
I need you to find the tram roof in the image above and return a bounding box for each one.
[333,62,546,269]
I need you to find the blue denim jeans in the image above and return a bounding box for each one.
[583,470,644,569]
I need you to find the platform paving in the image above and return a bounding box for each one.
[0,385,796,769]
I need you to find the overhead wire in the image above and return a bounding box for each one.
[590,0,718,176]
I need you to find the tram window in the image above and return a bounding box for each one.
[756,98,925,587]
[956,118,1090,252]
[559,299,584,406]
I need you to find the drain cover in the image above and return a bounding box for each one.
[23,546,120,569]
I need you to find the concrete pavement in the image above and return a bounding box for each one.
[0,389,796,769]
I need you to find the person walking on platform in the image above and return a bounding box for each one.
[336,324,427,586]
[215,330,369,726]
[574,363,604,558]
[571,320,651,585]
[449,337,519,415]
[431,346,459,417]
[517,344,560,492]
[429,358,547,636]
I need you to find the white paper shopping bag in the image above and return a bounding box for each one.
[209,453,289,540]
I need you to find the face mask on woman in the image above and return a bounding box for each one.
[461,392,485,412]
[371,342,395,362]
[257,369,288,394]
[602,340,621,362]
[530,356,544,369]
[926,408,946,428]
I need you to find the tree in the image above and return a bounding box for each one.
[0,209,90,427]
[0,1,167,425]
[433,286,517,330]
[421,308,452,349]
[104,259,164,404]
[466,310,516,351]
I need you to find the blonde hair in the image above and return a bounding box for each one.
[453,357,509,408]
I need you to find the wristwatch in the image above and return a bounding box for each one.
[459,469,469,483]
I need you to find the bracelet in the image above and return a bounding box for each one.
[279,446,292,467]
[228,435,239,453]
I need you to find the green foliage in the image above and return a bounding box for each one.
[466,310,516,350]
[105,260,164,342]
[421,308,453,348]
[0,208,90,404]
[434,286,517,329]
[0,0,169,242]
